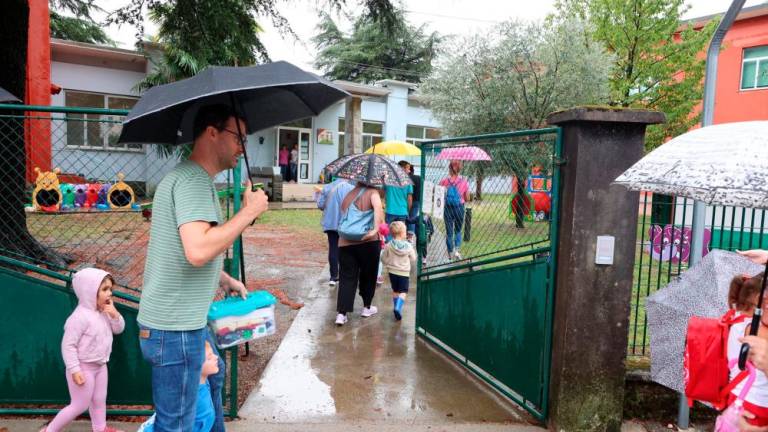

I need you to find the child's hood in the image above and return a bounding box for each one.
[72,267,110,310]
[389,239,412,256]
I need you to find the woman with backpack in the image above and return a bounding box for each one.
[439,160,470,261]
[334,182,385,326]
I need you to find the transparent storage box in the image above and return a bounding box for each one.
[207,291,277,349]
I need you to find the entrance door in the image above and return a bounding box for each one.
[276,127,312,183]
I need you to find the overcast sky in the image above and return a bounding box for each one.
[91,0,765,74]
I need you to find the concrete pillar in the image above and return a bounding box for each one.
[545,107,665,432]
[344,96,362,154]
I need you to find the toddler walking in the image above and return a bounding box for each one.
[381,221,416,320]
[43,268,125,432]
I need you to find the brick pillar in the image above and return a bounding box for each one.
[546,107,665,431]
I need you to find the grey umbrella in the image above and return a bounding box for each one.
[0,86,21,103]
[117,61,349,181]
[646,250,762,393]
[615,121,768,370]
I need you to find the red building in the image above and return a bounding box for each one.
[687,4,768,123]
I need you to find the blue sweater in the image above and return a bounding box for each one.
[317,179,355,232]
[138,383,215,432]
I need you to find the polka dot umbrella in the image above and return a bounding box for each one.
[324,153,412,187]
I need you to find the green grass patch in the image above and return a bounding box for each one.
[252,208,322,236]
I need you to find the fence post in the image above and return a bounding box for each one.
[546,107,665,431]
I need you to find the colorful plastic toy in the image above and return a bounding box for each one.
[97,183,110,206]
[85,183,100,208]
[108,173,136,210]
[32,167,61,212]
[74,184,87,208]
[208,291,277,349]
[60,183,75,210]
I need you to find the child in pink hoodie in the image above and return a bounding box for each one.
[43,268,125,432]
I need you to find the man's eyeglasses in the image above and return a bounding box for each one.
[222,128,247,145]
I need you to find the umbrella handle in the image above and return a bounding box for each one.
[739,343,751,371]
[740,309,763,370]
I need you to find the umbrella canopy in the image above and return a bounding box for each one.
[364,140,421,156]
[646,250,762,393]
[118,61,349,145]
[0,86,21,103]
[436,145,491,161]
[324,153,412,187]
[614,121,768,208]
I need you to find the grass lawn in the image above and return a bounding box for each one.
[252,208,322,235]
[444,194,551,264]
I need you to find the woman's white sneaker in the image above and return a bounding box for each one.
[335,313,348,325]
[361,306,378,317]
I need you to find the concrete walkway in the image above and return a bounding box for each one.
[235,274,540,429]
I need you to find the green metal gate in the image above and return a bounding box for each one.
[0,104,244,416]
[416,128,561,420]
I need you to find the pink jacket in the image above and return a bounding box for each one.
[61,268,125,374]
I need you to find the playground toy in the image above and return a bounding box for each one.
[96,183,110,209]
[74,184,87,208]
[208,291,277,349]
[108,173,137,210]
[85,183,99,208]
[32,167,62,212]
[60,183,75,210]
[509,170,553,222]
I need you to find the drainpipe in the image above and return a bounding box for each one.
[683,0,746,428]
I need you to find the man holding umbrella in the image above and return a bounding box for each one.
[137,105,268,431]
[117,61,348,430]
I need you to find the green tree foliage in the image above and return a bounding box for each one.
[553,0,717,149]
[50,11,115,45]
[49,0,115,45]
[422,19,610,135]
[312,9,441,83]
[421,19,610,221]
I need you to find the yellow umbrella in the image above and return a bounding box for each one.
[364,140,421,156]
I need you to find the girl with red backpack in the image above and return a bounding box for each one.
[720,273,768,430]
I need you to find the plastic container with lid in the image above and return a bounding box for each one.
[207,291,277,349]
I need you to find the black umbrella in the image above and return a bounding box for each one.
[325,153,412,187]
[0,86,21,103]
[117,61,349,181]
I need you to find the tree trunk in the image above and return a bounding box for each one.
[475,172,483,201]
[514,174,526,229]
[0,0,67,268]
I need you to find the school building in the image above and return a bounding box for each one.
[48,38,442,197]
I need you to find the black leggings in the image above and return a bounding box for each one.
[337,241,381,314]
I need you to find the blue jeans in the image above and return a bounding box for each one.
[444,205,464,253]
[139,325,206,432]
[205,330,226,432]
[326,230,340,281]
[407,201,420,235]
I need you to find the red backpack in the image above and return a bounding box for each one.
[684,309,750,409]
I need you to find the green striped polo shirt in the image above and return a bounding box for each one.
[137,160,223,331]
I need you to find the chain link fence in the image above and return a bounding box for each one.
[629,194,768,358]
[419,131,559,270]
[0,105,188,291]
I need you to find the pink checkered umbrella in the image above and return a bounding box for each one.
[436,146,491,161]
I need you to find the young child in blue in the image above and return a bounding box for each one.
[381,221,416,320]
[138,341,218,432]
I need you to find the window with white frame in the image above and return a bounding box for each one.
[338,118,384,156]
[65,90,141,151]
[741,46,768,90]
[406,125,441,145]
